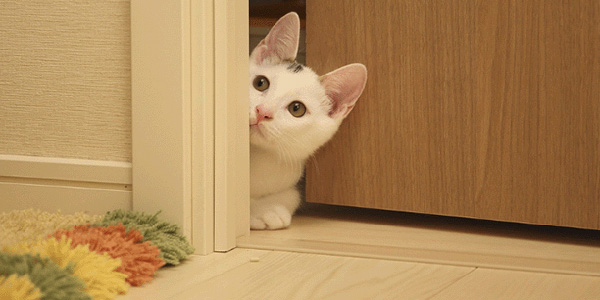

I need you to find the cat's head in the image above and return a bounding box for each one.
[249,12,367,161]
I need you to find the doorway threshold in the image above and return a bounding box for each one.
[238,204,600,276]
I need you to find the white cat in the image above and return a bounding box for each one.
[249,12,367,230]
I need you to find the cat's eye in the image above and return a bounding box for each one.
[253,75,270,91]
[288,101,306,117]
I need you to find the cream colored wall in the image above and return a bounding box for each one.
[0,1,132,215]
[0,0,131,162]
[1,0,249,251]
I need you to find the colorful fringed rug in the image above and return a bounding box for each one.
[0,209,195,300]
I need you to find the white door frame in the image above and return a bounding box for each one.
[131,0,249,254]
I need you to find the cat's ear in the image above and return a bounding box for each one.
[321,63,368,119]
[250,12,300,65]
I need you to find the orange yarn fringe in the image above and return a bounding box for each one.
[51,224,165,286]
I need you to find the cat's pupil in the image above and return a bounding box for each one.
[253,75,270,91]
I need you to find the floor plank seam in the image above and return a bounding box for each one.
[425,267,478,300]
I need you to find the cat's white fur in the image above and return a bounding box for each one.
[249,12,367,230]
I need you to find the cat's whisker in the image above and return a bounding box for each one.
[264,125,288,161]
[277,132,302,162]
[277,141,295,168]
[267,127,297,166]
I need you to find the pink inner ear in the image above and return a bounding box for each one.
[322,64,368,119]
[250,12,300,65]
[251,45,269,65]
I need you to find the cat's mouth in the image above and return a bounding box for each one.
[251,123,274,143]
[250,123,264,136]
[249,122,260,131]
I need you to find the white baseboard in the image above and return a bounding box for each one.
[0,155,132,214]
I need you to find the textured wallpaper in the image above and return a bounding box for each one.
[0,0,131,162]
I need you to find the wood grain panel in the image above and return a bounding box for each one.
[306,0,600,229]
[0,0,131,161]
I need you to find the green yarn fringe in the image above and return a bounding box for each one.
[96,210,195,265]
[0,253,91,300]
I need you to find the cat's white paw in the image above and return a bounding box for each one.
[250,205,292,230]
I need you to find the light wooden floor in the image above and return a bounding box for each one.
[119,205,600,300]
[239,204,600,276]
[118,248,600,300]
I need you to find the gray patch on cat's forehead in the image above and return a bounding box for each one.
[286,61,304,73]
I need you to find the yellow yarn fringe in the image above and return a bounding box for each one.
[0,274,42,300]
[4,236,128,300]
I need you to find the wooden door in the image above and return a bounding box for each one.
[305,0,600,229]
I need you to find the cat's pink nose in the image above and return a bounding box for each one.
[255,105,273,123]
